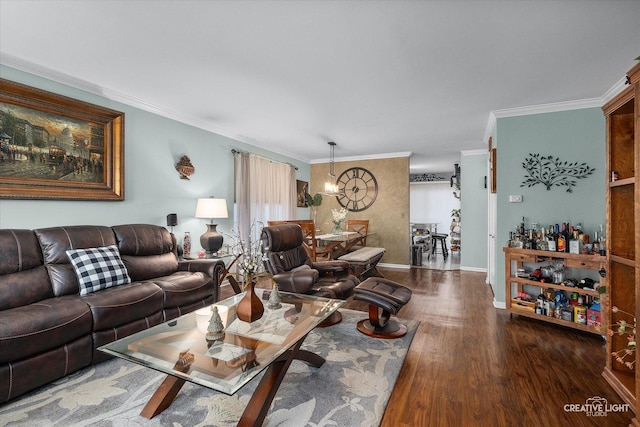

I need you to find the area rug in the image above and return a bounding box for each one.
[0,309,418,427]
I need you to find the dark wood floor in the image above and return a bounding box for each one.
[222,267,634,426]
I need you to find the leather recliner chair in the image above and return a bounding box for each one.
[260,223,359,324]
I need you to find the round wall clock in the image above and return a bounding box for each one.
[336,167,378,212]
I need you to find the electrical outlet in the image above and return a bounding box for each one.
[509,195,523,203]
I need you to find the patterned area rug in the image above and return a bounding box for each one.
[1,309,418,427]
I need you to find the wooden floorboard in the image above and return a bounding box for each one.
[223,267,634,426]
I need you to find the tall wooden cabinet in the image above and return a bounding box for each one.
[603,61,640,425]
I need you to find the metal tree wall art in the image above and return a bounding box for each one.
[521,153,595,193]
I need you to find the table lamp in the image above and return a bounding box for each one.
[195,197,228,257]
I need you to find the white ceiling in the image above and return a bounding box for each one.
[1,1,639,174]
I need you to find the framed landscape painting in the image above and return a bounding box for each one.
[296,179,308,207]
[0,79,124,200]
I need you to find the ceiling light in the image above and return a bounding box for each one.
[322,141,340,196]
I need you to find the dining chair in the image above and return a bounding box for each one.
[346,219,369,252]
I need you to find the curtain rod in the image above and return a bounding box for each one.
[231,148,298,170]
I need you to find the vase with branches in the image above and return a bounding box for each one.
[227,222,272,322]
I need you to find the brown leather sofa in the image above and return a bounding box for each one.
[0,224,224,404]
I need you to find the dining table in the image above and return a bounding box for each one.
[315,231,368,259]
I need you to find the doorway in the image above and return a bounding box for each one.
[409,181,460,270]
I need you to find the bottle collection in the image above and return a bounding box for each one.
[516,287,601,326]
[507,217,605,256]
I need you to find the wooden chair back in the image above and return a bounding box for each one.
[347,219,369,248]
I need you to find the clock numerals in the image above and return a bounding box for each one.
[337,193,349,204]
[335,167,378,212]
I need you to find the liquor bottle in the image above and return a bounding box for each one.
[557,224,567,252]
[564,223,571,251]
[536,292,546,315]
[537,230,549,251]
[547,225,557,251]
[527,229,534,250]
[569,230,580,254]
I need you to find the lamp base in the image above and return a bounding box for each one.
[200,223,223,257]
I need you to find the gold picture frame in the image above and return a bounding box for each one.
[0,79,124,200]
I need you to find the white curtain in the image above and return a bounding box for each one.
[234,151,296,242]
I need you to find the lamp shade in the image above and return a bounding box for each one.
[195,198,228,220]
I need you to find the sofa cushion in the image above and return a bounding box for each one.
[0,295,93,364]
[112,224,179,281]
[0,229,52,311]
[67,245,131,296]
[0,335,93,403]
[81,281,164,331]
[35,226,117,297]
[152,271,214,314]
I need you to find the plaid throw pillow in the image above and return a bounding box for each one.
[66,245,131,296]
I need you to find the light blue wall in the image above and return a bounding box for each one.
[460,152,488,270]
[494,108,605,302]
[0,65,310,251]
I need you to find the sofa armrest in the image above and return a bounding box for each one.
[178,259,226,302]
[273,269,319,294]
[312,260,350,276]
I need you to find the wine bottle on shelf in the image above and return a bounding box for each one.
[565,223,572,252]
[547,226,557,251]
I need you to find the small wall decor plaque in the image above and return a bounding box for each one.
[175,155,195,180]
[521,153,595,193]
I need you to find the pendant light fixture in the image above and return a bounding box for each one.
[322,141,340,196]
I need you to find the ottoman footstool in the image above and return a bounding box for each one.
[353,277,412,338]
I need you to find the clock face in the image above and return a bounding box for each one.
[336,167,378,212]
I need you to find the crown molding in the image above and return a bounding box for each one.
[0,52,313,164]
[484,75,629,147]
[492,97,603,119]
[3,51,630,166]
[491,75,629,120]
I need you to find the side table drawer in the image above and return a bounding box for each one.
[565,258,604,270]
[512,253,536,263]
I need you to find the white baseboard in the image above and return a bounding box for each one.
[493,300,506,309]
[460,266,487,273]
[378,262,410,270]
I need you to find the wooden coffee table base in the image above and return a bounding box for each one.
[140,334,325,426]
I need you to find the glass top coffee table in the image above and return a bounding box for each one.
[100,288,344,426]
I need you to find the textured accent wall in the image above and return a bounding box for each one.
[310,156,410,265]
